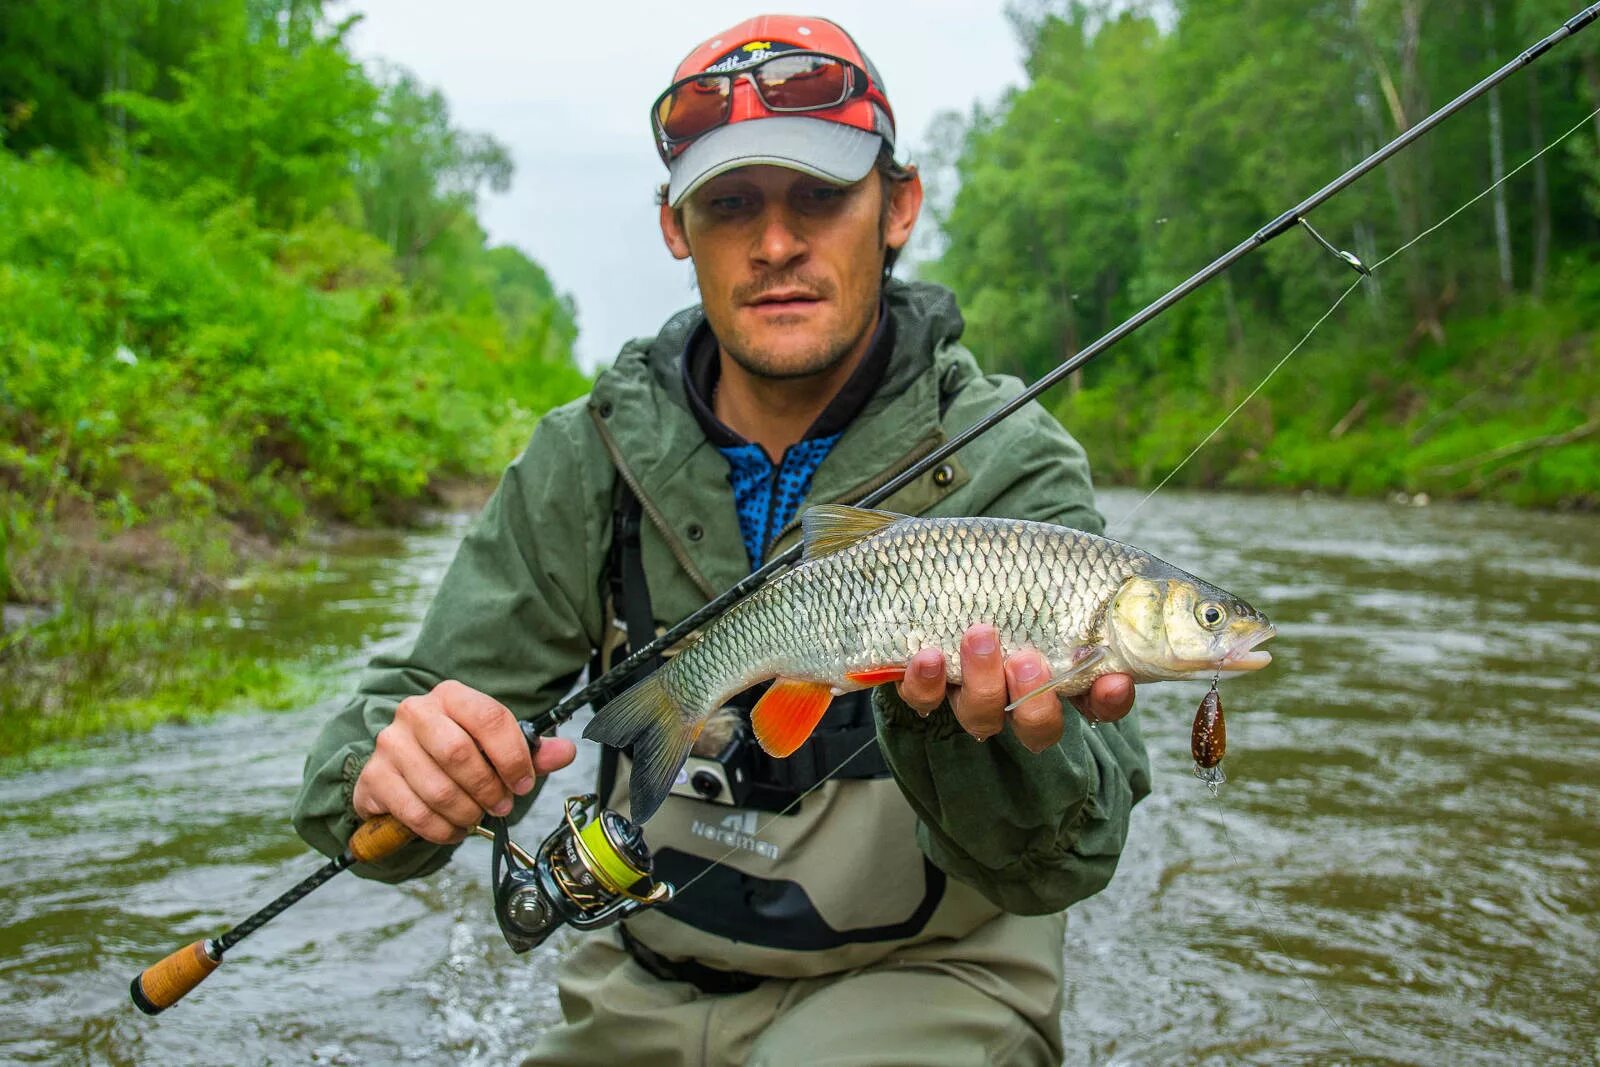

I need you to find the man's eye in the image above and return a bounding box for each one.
[707,194,753,213]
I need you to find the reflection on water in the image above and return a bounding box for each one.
[1,492,1596,1064]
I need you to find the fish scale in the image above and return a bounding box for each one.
[584,505,1275,821]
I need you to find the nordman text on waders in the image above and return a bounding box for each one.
[292,15,1150,1064]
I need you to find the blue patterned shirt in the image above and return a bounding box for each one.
[681,306,893,567]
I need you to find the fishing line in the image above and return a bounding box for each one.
[1374,102,1600,271]
[668,735,882,899]
[1111,100,1600,537]
[1110,277,1365,535]
[1102,101,1600,1055]
[1214,804,1361,1055]
[600,14,1600,1001]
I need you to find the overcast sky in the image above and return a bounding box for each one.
[347,2,1028,371]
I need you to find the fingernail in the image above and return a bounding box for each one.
[513,776,535,795]
[491,798,513,816]
[971,630,997,656]
[915,652,942,680]
[1014,659,1040,684]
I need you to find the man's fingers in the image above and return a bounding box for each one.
[1068,673,1136,723]
[1005,650,1064,752]
[386,722,496,826]
[356,744,467,845]
[410,709,513,818]
[952,625,1006,740]
[896,647,947,716]
[435,681,535,795]
[533,736,578,775]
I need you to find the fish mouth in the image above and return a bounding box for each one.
[1218,624,1276,673]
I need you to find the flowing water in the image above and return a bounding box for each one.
[1,491,1596,1065]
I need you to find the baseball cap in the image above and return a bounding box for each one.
[656,15,897,207]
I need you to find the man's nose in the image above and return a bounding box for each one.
[751,208,806,268]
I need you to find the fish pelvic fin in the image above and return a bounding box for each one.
[800,505,907,560]
[751,678,836,757]
[1002,646,1109,713]
[582,672,694,823]
[845,666,907,686]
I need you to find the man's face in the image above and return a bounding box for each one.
[660,164,921,380]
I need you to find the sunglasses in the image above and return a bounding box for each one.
[651,50,878,163]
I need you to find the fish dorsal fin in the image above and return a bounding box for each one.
[800,505,906,559]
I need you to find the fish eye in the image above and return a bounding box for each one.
[1197,602,1225,629]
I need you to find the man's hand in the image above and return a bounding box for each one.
[896,624,1135,752]
[352,680,577,844]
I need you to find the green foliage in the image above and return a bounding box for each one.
[932,0,1600,508]
[0,0,588,747]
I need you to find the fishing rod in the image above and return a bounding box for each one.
[133,2,1600,1015]
[529,1,1600,735]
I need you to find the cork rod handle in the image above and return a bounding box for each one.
[345,814,415,864]
[130,940,220,1015]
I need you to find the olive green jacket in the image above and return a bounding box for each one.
[293,279,1151,915]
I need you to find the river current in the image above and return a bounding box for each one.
[1,490,1595,1064]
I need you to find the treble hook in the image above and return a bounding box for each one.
[1297,215,1371,276]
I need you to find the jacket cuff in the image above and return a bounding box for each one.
[340,748,371,817]
[873,684,965,741]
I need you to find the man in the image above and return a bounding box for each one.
[294,15,1150,1065]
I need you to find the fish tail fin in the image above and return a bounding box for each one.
[583,672,695,822]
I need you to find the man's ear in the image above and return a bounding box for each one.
[883,167,924,253]
[659,202,692,260]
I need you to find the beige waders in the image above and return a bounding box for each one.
[522,909,1067,1067]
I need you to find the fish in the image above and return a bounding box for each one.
[583,505,1276,821]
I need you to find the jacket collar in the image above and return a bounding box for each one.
[588,280,967,598]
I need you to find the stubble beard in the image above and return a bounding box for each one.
[719,273,877,382]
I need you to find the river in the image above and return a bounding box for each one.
[1,490,1596,1065]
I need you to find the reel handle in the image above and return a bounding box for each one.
[131,940,220,1015]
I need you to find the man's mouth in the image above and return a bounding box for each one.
[746,289,823,312]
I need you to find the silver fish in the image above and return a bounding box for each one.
[584,505,1275,820]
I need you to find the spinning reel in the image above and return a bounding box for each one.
[479,793,674,953]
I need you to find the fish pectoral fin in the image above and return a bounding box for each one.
[751,678,836,757]
[1002,646,1109,713]
[844,666,908,686]
[800,505,908,559]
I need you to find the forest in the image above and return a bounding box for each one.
[928,0,1600,508]
[1,1,587,752]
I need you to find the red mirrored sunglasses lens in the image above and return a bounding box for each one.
[753,54,851,110]
[658,76,731,143]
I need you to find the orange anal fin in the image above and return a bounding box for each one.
[845,666,908,686]
[751,679,835,758]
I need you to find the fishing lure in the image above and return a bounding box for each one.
[1191,678,1226,794]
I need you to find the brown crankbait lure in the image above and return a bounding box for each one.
[1191,679,1226,793]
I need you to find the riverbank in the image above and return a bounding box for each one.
[0,501,484,766]
[1049,280,1600,511]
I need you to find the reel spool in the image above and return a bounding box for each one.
[485,793,673,953]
